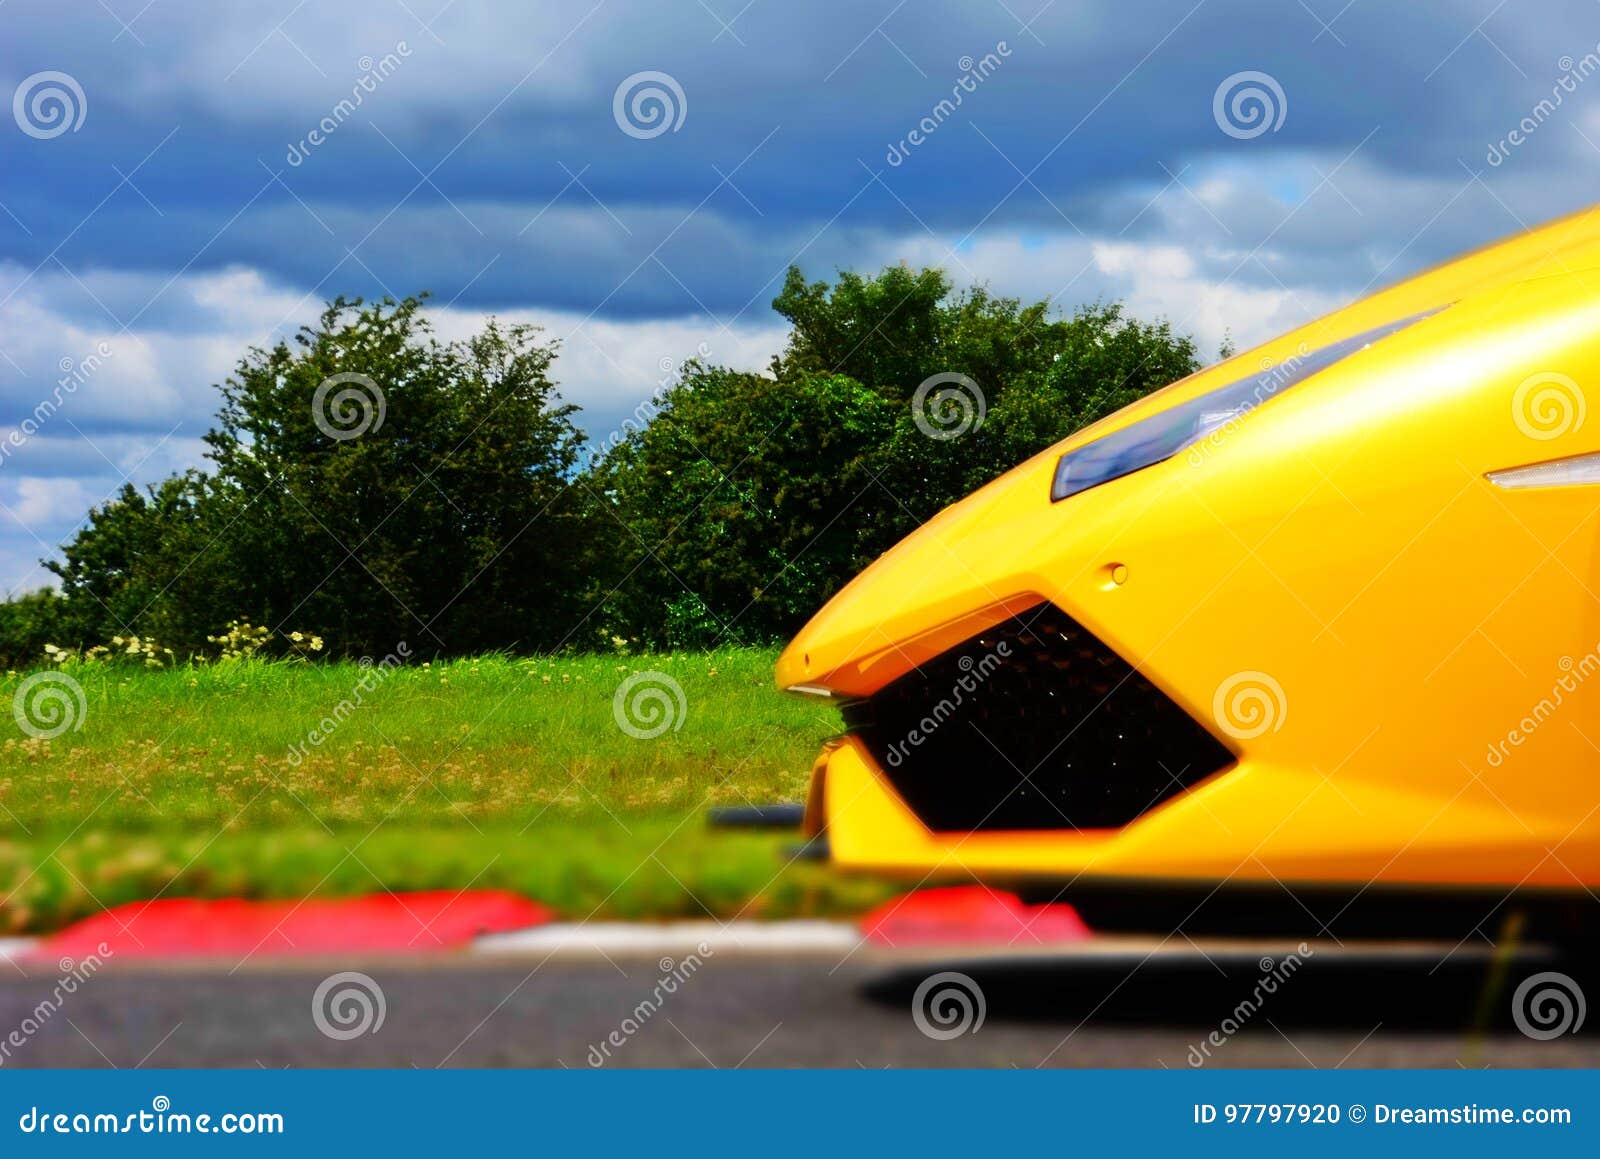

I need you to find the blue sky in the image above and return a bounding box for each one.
[3,0,1600,592]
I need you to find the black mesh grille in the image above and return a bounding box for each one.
[840,603,1234,832]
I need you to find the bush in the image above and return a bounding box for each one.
[3,270,1204,661]
[36,296,603,660]
[592,268,1202,644]
[0,590,69,670]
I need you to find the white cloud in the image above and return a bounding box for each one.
[4,476,98,528]
[854,225,1348,355]
[0,262,792,592]
[0,148,1516,595]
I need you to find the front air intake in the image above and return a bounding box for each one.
[840,603,1234,831]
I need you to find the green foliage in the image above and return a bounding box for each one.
[0,269,1204,661]
[598,366,897,644]
[44,473,231,652]
[0,589,69,669]
[22,297,602,661]
[598,268,1202,644]
[202,296,601,658]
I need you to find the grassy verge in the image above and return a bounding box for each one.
[0,651,898,934]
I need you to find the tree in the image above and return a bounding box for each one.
[598,367,896,647]
[24,296,602,661]
[0,589,70,669]
[199,296,600,657]
[1,270,1205,662]
[44,473,229,650]
[595,267,1203,644]
[877,300,1202,527]
[771,264,1062,407]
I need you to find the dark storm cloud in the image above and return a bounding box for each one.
[7,0,1600,590]
[3,0,1600,315]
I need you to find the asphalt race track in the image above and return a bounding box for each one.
[2,944,1596,1068]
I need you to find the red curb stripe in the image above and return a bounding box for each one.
[36,891,552,959]
[861,886,1090,947]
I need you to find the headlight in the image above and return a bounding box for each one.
[1050,309,1439,502]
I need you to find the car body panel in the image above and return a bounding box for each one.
[779,206,1600,894]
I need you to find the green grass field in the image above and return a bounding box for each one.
[0,651,900,934]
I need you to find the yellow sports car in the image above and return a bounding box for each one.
[777,207,1600,941]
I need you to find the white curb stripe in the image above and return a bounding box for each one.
[471,920,863,958]
[0,937,39,962]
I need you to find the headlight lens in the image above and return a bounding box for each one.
[1050,310,1438,501]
